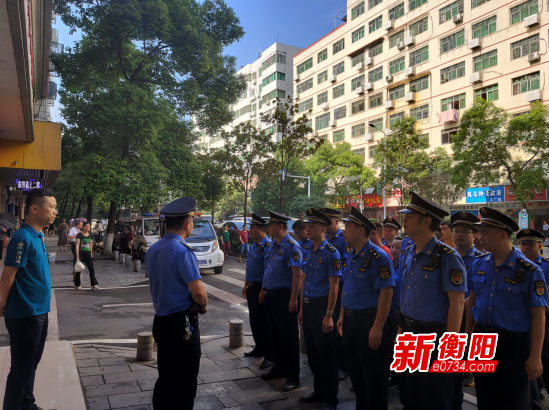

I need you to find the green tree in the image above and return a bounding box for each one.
[195,153,227,221]
[373,117,452,205]
[451,99,549,208]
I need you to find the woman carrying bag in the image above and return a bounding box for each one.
[75,222,100,290]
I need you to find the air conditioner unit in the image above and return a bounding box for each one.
[364,57,373,66]
[405,36,415,46]
[468,38,481,49]
[526,90,542,102]
[528,51,540,62]
[329,120,336,127]
[365,133,373,141]
[385,129,394,136]
[404,92,416,102]
[356,86,365,95]
[364,82,373,91]
[321,102,329,110]
[469,72,482,84]
[453,13,463,23]
[397,42,405,50]
[329,75,337,83]
[384,20,395,30]
[524,14,539,27]
[385,100,395,109]
[355,61,364,71]
[405,67,415,77]
[386,74,393,83]
[295,74,300,82]
[295,95,300,101]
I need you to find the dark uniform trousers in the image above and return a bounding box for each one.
[264,288,300,383]
[152,310,201,410]
[402,322,453,410]
[332,284,347,372]
[541,316,549,393]
[452,310,467,410]
[303,297,339,407]
[246,281,274,361]
[343,309,389,410]
[474,324,530,410]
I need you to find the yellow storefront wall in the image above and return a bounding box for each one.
[0,121,61,170]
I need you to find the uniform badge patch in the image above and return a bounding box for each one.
[346,244,353,254]
[379,266,390,279]
[333,259,341,270]
[277,251,283,256]
[316,258,323,264]
[504,277,518,285]
[450,270,463,285]
[535,281,545,296]
[421,265,435,271]
[292,252,300,262]
[460,212,467,218]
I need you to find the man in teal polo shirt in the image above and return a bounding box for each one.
[0,189,57,410]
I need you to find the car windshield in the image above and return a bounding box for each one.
[191,219,216,240]
[144,219,160,236]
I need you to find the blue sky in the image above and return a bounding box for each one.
[51,0,347,122]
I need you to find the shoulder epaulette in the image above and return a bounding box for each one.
[474,251,483,257]
[518,258,537,271]
[373,251,380,258]
[405,244,413,251]
[437,244,454,254]
[543,257,549,263]
[327,244,336,252]
[288,239,295,245]
[180,242,193,250]
[264,241,270,247]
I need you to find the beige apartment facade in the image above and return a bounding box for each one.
[292,0,547,166]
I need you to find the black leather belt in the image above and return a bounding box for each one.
[263,288,289,296]
[303,296,328,304]
[248,281,262,287]
[346,308,376,317]
[475,323,526,335]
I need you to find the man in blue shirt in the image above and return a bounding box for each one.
[383,217,401,248]
[466,207,549,410]
[292,219,312,250]
[0,189,56,410]
[387,237,404,388]
[336,206,395,409]
[398,191,467,409]
[259,211,303,391]
[146,197,208,410]
[242,213,273,369]
[297,208,342,409]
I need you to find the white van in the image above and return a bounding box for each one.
[186,217,224,274]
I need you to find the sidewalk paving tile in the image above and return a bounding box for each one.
[111,406,150,410]
[235,377,270,391]
[99,357,133,366]
[199,357,223,373]
[216,387,286,407]
[226,405,263,410]
[137,379,155,391]
[217,357,250,371]
[194,395,226,410]
[76,351,121,360]
[84,381,142,398]
[199,368,256,384]
[80,364,132,377]
[206,351,239,362]
[128,363,156,372]
[196,380,242,397]
[104,369,158,384]
[81,375,106,387]
[87,396,110,410]
[108,390,153,408]
[78,358,100,368]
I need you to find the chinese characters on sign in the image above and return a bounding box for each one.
[16,179,42,190]
[465,186,504,203]
[345,194,383,208]
[505,186,547,202]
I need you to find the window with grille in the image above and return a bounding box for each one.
[475,84,498,101]
[333,39,345,54]
[318,70,328,84]
[333,84,345,99]
[352,75,365,91]
[472,0,490,8]
[441,127,458,144]
[352,99,366,114]
[389,111,405,126]
[316,112,331,130]
[511,0,538,25]
[473,50,497,72]
[352,1,366,19]
[352,123,366,138]
[389,57,406,74]
[410,0,428,11]
[262,54,286,72]
[369,66,383,82]
[410,46,429,66]
[369,92,384,108]
[352,52,365,67]
[297,58,313,74]
[353,148,366,159]
[369,42,384,57]
[410,104,429,120]
[369,0,383,9]
[441,61,465,83]
[333,62,345,76]
[440,30,465,53]
[318,92,328,105]
[410,76,429,92]
[333,130,345,142]
[442,93,466,111]
[512,72,540,95]
[353,26,366,43]
[473,16,497,39]
[318,49,327,63]
[389,3,405,20]
[390,30,405,48]
[409,17,428,36]
[334,106,347,120]
[389,85,405,101]
[369,118,383,132]
[369,15,383,33]
[439,0,464,23]
[296,78,313,94]
[369,145,377,159]
[298,98,314,113]
[511,35,539,59]
[262,72,286,87]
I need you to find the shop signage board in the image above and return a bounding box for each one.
[465,186,504,203]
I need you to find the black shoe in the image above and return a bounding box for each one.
[244,349,263,357]
[350,386,355,393]
[299,392,323,403]
[462,372,475,387]
[338,370,349,381]
[283,382,299,392]
[260,371,283,380]
[259,359,273,369]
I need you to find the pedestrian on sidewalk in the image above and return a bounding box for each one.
[97,220,104,241]
[238,224,249,263]
[47,223,55,236]
[0,188,57,410]
[543,221,549,241]
[75,222,100,291]
[0,223,6,261]
[58,218,68,252]
[68,221,82,273]
[146,197,208,410]
[221,224,231,259]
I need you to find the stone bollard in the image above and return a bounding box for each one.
[134,259,141,272]
[119,253,125,264]
[229,319,244,348]
[299,325,307,354]
[125,255,132,268]
[113,250,119,261]
[136,332,154,361]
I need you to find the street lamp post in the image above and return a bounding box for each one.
[286,174,311,198]
[369,123,388,219]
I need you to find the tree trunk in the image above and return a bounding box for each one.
[103,201,117,257]
[243,194,248,226]
[68,197,77,221]
[75,196,85,218]
[60,191,69,217]
[86,196,93,224]
[279,176,284,212]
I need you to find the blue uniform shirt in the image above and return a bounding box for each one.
[146,233,202,316]
[299,238,313,251]
[326,229,346,256]
[4,223,51,319]
[263,234,302,290]
[301,239,342,298]
[400,236,467,324]
[458,246,482,299]
[246,236,271,283]
[389,263,402,317]
[381,238,388,247]
[342,241,395,310]
[533,255,549,281]
[470,248,549,332]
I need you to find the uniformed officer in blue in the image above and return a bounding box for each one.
[383,217,401,248]
[259,211,303,391]
[146,197,209,410]
[336,206,395,409]
[242,213,273,370]
[397,191,467,409]
[297,208,342,409]
[319,207,349,380]
[466,207,549,409]
[292,219,312,250]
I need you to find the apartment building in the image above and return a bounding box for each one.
[292,0,546,165]
[198,42,303,150]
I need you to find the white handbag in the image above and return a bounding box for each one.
[74,260,86,272]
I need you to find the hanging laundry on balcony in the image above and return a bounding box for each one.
[438,109,458,123]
